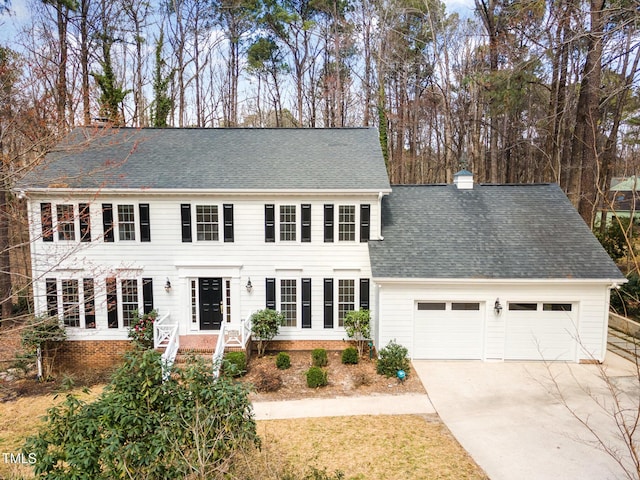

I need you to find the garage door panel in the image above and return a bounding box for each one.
[505,311,577,361]
[414,305,484,360]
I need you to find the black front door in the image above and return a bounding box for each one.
[199,278,223,330]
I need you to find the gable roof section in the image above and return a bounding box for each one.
[369,184,624,280]
[21,127,391,192]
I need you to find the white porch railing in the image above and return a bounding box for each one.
[212,312,253,379]
[153,311,179,380]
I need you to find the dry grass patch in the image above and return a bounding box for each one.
[0,386,104,479]
[256,415,488,480]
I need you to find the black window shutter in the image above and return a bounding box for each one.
[324,205,334,242]
[83,278,96,328]
[102,204,114,242]
[41,203,53,242]
[323,278,334,328]
[142,278,154,314]
[266,278,276,310]
[265,204,275,242]
[79,203,91,242]
[223,204,234,242]
[302,278,312,328]
[359,279,370,310]
[301,204,311,242]
[181,204,192,242]
[45,278,57,317]
[360,204,370,242]
[106,277,118,328]
[139,204,151,242]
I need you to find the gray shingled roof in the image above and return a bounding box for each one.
[369,184,624,280]
[21,127,391,191]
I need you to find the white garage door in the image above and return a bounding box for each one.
[413,302,484,359]
[504,303,577,361]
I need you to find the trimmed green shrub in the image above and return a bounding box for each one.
[343,309,371,356]
[223,351,247,377]
[251,309,285,357]
[376,340,411,378]
[311,348,328,367]
[341,346,359,365]
[306,366,328,388]
[275,352,291,370]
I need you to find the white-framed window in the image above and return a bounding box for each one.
[338,279,355,326]
[56,204,76,241]
[121,279,139,327]
[338,205,356,241]
[118,205,136,241]
[196,205,219,241]
[280,205,297,241]
[280,279,297,327]
[61,279,80,327]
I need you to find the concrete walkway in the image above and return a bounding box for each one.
[414,354,640,480]
[253,392,434,420]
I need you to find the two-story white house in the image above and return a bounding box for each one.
[20,127,625,370]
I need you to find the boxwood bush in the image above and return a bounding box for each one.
[341,346,359,365]
[275,352,291,370]
[376,340,410,378]
[305,366,328,388]
[311,348,328,367]
[223,351,247,377]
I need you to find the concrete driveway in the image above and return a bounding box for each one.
[413,354,640,480]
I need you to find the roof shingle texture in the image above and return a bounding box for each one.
[369,184,624,280]
[22,127,390,191]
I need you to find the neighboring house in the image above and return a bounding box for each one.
[604,176,640,223]
[20,129,625,369]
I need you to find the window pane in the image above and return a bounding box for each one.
[121,279,139,327]
[338,205,355,241]
[196,205,219,241]
[280,205,296,241]
[191,280,197,324]
[338,279,355,326]
[417,302,446,311]
[118,205,136,241]
[452,302,480,311]
[543,303,572,312]
[57,204,75,240]
[61,279,79,327]
[280,279,297,327]
[508,303,538,311]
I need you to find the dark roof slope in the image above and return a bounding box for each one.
[369,184,624,280]
[21,127,390,191]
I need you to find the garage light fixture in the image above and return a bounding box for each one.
[246,278,253,293]
[165,278,172,293]
[494,298,502,315]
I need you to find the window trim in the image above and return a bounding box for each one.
[56,204,76,241]
[279,278,298,328]
[279,204,297,242]
[195,204,220,241]
[117,204,137,241]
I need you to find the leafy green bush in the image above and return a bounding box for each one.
[276,352,291,370]
[251,309,285,356]
[306,366,328,388]
[24,349,259,478]
[611,272,640,320]
[311,348,328,367]
[127,309,157,349]
[343,309,371,356]
[376,340,411,378]
[341,347,359,365]
[224,351,247,377]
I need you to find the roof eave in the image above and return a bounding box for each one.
[372,277,627,285]
[21,187,393,197]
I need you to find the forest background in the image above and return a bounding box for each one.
[0,0,638,318]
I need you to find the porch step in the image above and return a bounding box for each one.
[175,348,215,364]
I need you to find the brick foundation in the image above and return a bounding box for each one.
[54,340,133,374]
[258,339,358,353]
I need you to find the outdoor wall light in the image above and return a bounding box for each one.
[165,278,172,293]
[494,298,502,315]
[246,278,253,293]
